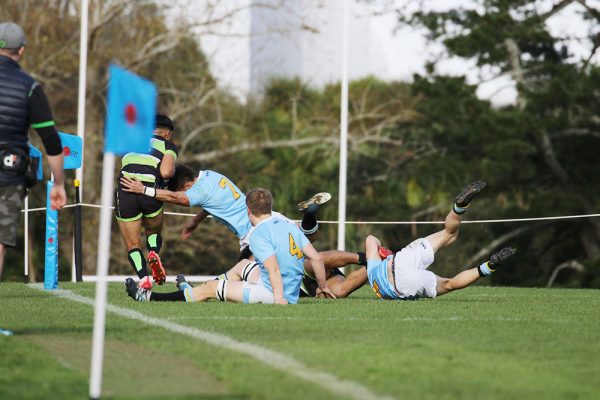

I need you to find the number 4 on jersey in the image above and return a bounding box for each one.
[289,234,304,259]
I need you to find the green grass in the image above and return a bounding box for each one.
[1,283,599,400]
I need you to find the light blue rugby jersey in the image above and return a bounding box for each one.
[249,216,309,304]
[184,170,253,238]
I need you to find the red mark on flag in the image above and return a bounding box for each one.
[63,146,71,156]
[125,103,137,124]
[48,237,54,244]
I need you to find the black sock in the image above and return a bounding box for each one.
[127,248,148,280]
[357,252,367,266]
[301,214,318,235]
[147,233,162,253]
[150,290,186,302]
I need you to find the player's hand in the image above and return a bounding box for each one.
[49,183,67,210]
[120,177,145,194]
[275,297,288,305]
[316,286,337,299]
[181,223,198,240]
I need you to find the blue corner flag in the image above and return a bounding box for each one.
[105,64,157,155]
[28,144,43,180]
[58,132,83,170]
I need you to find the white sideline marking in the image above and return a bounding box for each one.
[29,284,394,400]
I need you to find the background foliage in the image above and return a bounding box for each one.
[1,0,598,288]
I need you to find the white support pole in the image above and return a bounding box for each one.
[24,195,29,280]
[89,152,115,400]
[73,0,89,282]
[337,1,350,251]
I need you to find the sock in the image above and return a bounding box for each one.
[146,233,163,253]
[357,252,367,266]
[453,203,469,214]
[149,290,186,302]
[301,214,318,235]
[478,261,495,277]
[128,248,148,280]
[178,281,192,291]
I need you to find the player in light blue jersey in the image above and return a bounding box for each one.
[125,188,336,304]
[120,164,329,254]
[364,181,516,301]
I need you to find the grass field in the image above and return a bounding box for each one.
[1,282,599,400]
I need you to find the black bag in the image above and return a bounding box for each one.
[0,146,37,188]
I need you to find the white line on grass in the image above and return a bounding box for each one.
[29,284,394,400]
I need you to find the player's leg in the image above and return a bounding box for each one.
[327,267,368,298]
[215,259,259,282]
[117,219,152,289]
[425,180,486,253]
[0,243,5,280]
[302,250,368,297]
[142,209,167,285]
[435,247,516,296]
[116,186,152,289]
[297,192,331,241]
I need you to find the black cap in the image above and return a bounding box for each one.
[155,114,174,131]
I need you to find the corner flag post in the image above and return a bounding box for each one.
[89,65,156,400]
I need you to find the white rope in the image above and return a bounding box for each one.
[20,202,600,224]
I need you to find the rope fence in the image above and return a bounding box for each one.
[21,202,600,224]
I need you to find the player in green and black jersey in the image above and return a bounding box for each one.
[116,114,178,289]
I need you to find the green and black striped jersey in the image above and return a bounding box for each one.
[120,135,178,187]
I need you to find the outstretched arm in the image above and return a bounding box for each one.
[182,209,209,239]
[365,235,382,260]
[120,176,190,206]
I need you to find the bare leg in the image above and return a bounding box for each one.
[191,280,245,302]
[327,267,368,298]
[425,210,461,253]
[435,268,480,296]
[217,259,258,282]
[143,212,164,236]
[0,243,5,280]
[117,219,143,251]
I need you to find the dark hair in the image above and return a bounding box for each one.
[246,188,272,216]
[156,114,174,131]
[168,164,196,191]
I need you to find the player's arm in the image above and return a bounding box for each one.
[182,209,209,239]
[262,255,287,305]
[159,153,176,180]
[120,176,190,206]
[302,243,336,299]
[159,141,177,179]
[365,234,382,260]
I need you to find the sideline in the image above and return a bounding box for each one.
[28,284,394,400]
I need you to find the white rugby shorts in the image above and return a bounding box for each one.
[393,238,438,299]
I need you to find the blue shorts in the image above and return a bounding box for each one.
[367,255,399,300]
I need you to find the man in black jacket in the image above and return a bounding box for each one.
[0,22,66,279]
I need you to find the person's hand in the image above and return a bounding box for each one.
[181,223,198,240]
[275,297,288,305]
[316,286,337,299]
[50,183,67,210]
[120,177,145,194]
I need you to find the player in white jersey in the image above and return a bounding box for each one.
[125,188,336,303]
[365,181,516,300]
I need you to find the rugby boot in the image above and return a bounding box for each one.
[488,247,517,269]
[176,274,191,290]
[454,180,487,208]
[125,278,151,302]
[148,250,166,285]
[138,275,153,290]
[298,192,332,214]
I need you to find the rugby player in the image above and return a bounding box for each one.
[126,188,336,303]
[364,181,516,300]
[116,114,177,289]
